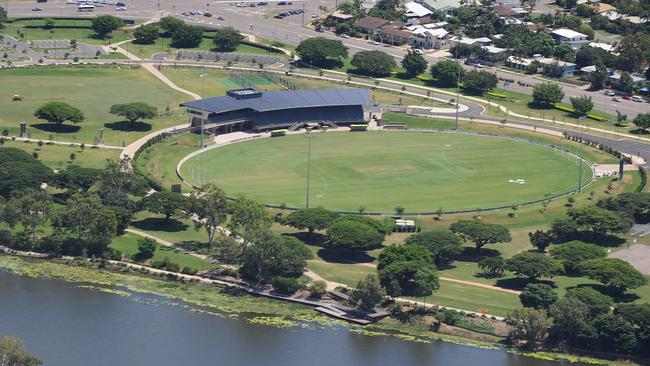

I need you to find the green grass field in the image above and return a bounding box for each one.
[0,66,187,145]
[2,18,131,45]
[0,139,120,169]
[180,131,593,213]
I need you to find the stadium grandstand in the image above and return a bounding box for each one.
[180,88,371,134]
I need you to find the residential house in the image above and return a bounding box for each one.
[494,5,526,19]
[479,45,507,66]
[609,72,647,91]
[379,25,412,45]
[551,28,589,50]
[409,27,449,49]
[329,11,354,23]
[505,55,576,76]
[354,16,391,33]
[594,2,616,14]
[405,1,432,19]
[418,0,474,16]
[448,36,493,48]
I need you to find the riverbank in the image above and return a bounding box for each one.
[0,254,636,366]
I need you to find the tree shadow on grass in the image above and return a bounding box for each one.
[283,232,327,246]
[317,248,375,264]
[495,277,557,291]
[104,121,152,132]
[131,217,189,233]
[30,123,81,133]
[456,247,501,262]
[629,128,650,135]
[564,232,626,247]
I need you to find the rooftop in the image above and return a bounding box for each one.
[181,88,370,115]
[551,28,587,39]
[354,16,391,30]
[405,1,433,17]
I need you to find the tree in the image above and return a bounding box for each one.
[401,50,427,77]
[462,70,498,94]
[633,113,650,132]
[404,229,462,265]
[549,296,592,344]
[542,61,565,78]
[569,95,593,117]
[549,217,580,243]
[554,43,576,62]
[566,287,612,316]
[171,25,203,48]
[11,189,51,243]
[593,314,638,354]
[589,62,608,90]
[54,165,101,192]
[0,7,7,29]
[308,280,327,298]
[133,23,159,44]
[615,303,650,352]
[581,258,647,293]
[189,184,229,247]
[377,244,432,270]
[575,45,600,68]
[430,59,464,86]
[506,252,564,280]
[325,219,384,251]
[379,259,439,297]
[519,283,557,309]
[567,206,634,236]
[97,159,147,211]
[619,72,635,94]
[285,207,339,234]
[549,241,606,273]
[137,237,157,260]
[158,16,185,36]
[227,197,272,242]
[450,220,511,255]
[368,0,404,20]
[109,102,158,124]
[52,193,117,256]
[616,33,650,72]
[532,82,564,106]
[478,256,507,277]
[238,229,311,282]
[350,274,386,311]
[140,191,188,220]
[0,148,53,197]
[350,50,396,77]
[505,308,548,349]
[90,15,122,38]
[295,37,348,67]
[34,102,84,125]
[528,230,553,252]
[598,192,650,223]
[0,336,42,366]
[213,26,244,51]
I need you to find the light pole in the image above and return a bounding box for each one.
[454,29,464,131]
[199,73,208,148]
[577,120,585,193]
[305,130,313,208]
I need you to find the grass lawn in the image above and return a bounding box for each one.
[180,131,593,213]
[2,18,131,45]
[130,211,211,245]
[0,139,120,170]
[124,36,287,60]
[134,132,201,190]
[0,66,187,145]
[109,232,217,271]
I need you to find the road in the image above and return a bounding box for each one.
[6,0,649,118]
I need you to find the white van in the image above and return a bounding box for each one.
[632,95,644,102]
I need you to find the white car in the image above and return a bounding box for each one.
[612,97,621,102]
[605,91,615,96]
[116,5,126,10]
[340,33,349,39]
[412,48,423,55]
[370,40,378,45]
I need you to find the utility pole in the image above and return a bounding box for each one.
[301,3,305,28]
[200,73,208,148]
[454,30,463,131]
[577,122,585,193]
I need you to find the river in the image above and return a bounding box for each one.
[0,271,580,366]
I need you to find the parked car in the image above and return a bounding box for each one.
[204,12,212,17]
[116,1,125,6]
[36,0,47,3]
[340,33,350,39]
[605,91,615,96]
[612,97,622,102]
[370,40,378,45]
[622,95,631,100]
[217,15,225,20]
[116,6,126,10]
[277,1,286,4]
[32,7,42,11]
[412,48,423,55]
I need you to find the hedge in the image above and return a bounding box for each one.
[637,167,647,192]
[350,124,368,131]
[587,114,608,122]
[487,91,507,98]
[554,104,575,113]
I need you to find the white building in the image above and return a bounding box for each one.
[409,27,449,49]
[405,1,432,18]
[551,28,589,50]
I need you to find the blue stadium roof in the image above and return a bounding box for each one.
[181,88,370,114]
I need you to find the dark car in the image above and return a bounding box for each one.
[204,12,212,17]
[36,0,47,3]
[32,7,42,11]
[277,1,286,4]
[116,2,125,6]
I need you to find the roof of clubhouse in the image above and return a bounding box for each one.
[181,88,370,114]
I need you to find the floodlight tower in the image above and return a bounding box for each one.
[199,73,208,148]
[305,128,314,208]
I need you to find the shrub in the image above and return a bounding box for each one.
[308,280,328,298]
[166,262,180,272]
[271,276,301,295]
[436,308,462,326]
[181,267,198,275]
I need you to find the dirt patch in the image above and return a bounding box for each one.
[609,244,650,275]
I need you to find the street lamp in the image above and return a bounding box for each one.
[454,29,464,131]
[199,73,208,148]
[305,129,314,208]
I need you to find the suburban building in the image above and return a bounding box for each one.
[328,11,355,23]
[551,28,589,49]
[180,88,370,134]
[505,55,576,76]
[418,0,470,15]
[379,25,412,45]
[409,27,449,49]
[354,16,391,33]
[448,36,493,48]
[609,73,647,91]
[405,1,432,19]
[478,45,508,66]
